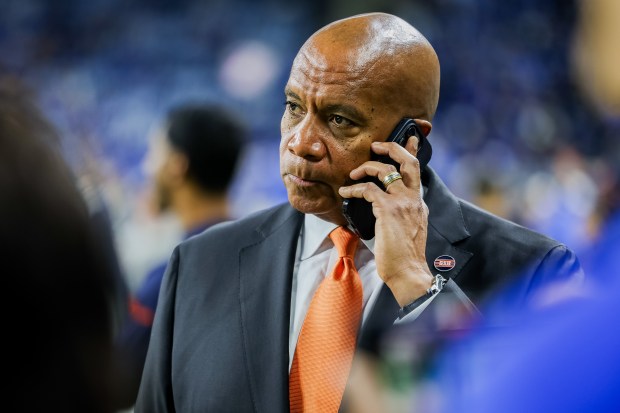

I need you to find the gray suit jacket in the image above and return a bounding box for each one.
[135,166,582,412]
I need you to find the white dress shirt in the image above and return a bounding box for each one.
[288,214,384,371]
[288,186,434,371]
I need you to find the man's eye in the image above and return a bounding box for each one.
[285,101,301,114]
[331,115,353,127]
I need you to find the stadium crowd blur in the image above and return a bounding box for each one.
[2,0,617,285]
[1,0,619,411]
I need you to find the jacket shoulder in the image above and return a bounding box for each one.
[180,203,300,253]
[459,199,562,251]
[455,199,582,302]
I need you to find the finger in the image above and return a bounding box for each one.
[370,140,412,164]
[349,161,397,181]
[339,181,387,203]
[382,171,405,194]
[349,162,408,193]
[370,141,422,186]
[404,135,419,156]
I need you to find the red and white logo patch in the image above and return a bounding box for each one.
[433,255,456,272]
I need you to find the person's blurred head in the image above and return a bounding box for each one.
[279,12,440,224]
[0,71,118,412]
[143,103,247,214]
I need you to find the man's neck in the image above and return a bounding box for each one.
[172,187,230,232]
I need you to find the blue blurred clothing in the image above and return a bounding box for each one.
[582,209,620,283]
[430,283,620,413]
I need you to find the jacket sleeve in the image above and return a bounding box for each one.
[134,247,180,413]
[525,244,586,305]
[403,244,585,327]
[481,244,586,323]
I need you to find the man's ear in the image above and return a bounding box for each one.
[166,152,190,186]
[416,119,432,137]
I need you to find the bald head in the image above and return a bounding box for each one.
[295,12,440,121]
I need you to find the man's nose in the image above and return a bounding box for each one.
[287,118,326,161]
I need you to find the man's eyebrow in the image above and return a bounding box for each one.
[323,104,366,122]
[284,89,301,100]
[284,89,366,122]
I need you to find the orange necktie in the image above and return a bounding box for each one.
[289,227,363,412]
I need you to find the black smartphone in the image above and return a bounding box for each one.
[342,118,431,240]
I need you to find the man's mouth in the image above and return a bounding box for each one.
[286,173,320,187]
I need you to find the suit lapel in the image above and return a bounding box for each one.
[237,168,472,411]
[363,167,474,330]
[238,205,303,413]
[424,166,473,282]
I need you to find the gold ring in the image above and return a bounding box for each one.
[381,171,402,189]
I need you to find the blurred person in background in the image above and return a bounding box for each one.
[582,171,620,279]
[0,70,126,412]
[115,102,247,406]
[572,0,620,281]
[136,13,583,412]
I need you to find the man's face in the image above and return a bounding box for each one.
[280,44,405,224]
[142,129,173,214]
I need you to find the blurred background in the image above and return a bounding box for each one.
[2,0,618,292]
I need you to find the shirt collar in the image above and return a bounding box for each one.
[301,214,375,259]
[300,214,338,260]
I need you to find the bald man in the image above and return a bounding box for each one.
[136,13,583,412]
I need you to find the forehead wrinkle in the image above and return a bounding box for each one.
[294,36,409,96]
[294,48,373,86]
[288,67,373,103]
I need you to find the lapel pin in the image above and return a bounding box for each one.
[434,255,456,272]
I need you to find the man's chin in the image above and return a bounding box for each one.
[287,196,346,225]
[289,199,324,215]
[148,195,171,217]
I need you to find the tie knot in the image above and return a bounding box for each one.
[329,227,359,258]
